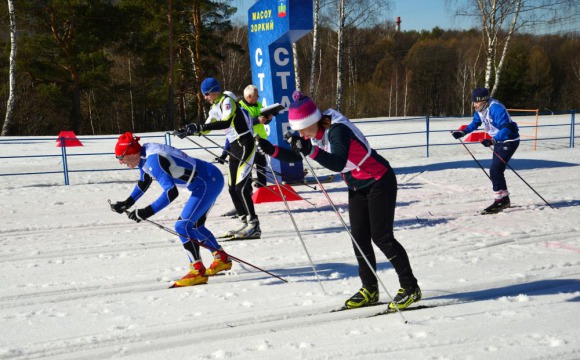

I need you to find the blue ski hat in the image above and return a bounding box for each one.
[201,77,221,95]
[472,87,490,102]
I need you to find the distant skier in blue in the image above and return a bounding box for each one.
[451,87,520,214]
[110,132,232,287]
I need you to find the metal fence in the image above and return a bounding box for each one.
[0,111,576,186]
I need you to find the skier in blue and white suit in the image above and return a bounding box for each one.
[110,132,231,287]
[452,87,520,214]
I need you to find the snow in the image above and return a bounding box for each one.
[1,115,579,360]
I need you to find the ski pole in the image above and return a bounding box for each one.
[108,200,288,283]
[456,137,491,180]
[486,147,555,209]
[300,155,408,323]
[265,154,327,294]
[202,134,319,192]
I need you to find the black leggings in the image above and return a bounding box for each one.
[228,135,256,219]
[348,169,418,290]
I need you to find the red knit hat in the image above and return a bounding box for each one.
[115,132,142,158]
[288,91,321,131]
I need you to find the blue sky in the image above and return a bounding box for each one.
[233,0,475,32]
[389,1,474,31]
[233,0,578,33]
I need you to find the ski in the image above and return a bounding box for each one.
[365,304,437,317]
[220,235,261,242]
[329,301,390,313]
[480,204,524,215]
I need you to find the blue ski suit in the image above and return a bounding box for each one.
[127,143,224,262]
[464,98,520,196]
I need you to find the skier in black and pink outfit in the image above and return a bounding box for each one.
[256,91,421,310]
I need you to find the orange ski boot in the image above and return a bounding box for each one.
[205,250,233,276]
[170,261,208,288]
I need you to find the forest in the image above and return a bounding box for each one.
[0,0,578,136]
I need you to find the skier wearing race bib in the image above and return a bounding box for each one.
[256,91,421,311]
[177,78,261,240]
[451,87,520,214]
[110,132,231,287]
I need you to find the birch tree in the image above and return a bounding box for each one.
[308,0,321,96]
[2,0,16,136]
[451,0,580,96]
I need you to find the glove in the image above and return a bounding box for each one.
[255,137,276,156]
[215,152,228,164]
[110,198,135,214]
[127,207,154,223]
[175,123,204,138]
[174,129,187,139]
[481,138,496,147]
[185,123,204,136]
[451,130,465,139]
[286,135,313,157]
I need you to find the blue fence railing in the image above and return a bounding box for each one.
[0,111,576,185]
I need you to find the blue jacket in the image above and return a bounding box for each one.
[128,143,214,214]
[465,98,519,142]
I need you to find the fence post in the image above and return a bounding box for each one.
[60,137,70,185]
[425,115,430,158]
[571,110,576,148]
[165,132,172,146]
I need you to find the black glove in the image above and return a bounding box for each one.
[481,138,496,147]
[127,207,154,223]
[286,135,313,157]
[174,129,187,139]
[110,198,135,214]
[175,123,204,138]
[215,152,228,164]
[255,137,276,156]
[186,123,205,136]
[451,130,465,139]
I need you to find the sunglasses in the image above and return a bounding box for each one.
[203,85,220,96]
[116,140,135,160]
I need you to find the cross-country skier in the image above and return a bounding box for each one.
[110,132,232,287]
[255,91,421,311]
[176,77,261,240]
[451,87,520,214]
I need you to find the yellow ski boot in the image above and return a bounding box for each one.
[205,250,233,276]
[171,261,208,288]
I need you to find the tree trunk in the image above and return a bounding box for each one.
[70,74,82,133]
[167,0,175,130]
[191,0,204,121]
[309,0,320,97]
[128,57,135,132]
[2,0,17,136]
[293,43,301,91]
[491,0,521,96]
[335,0,345,111]
[476,0,522,95]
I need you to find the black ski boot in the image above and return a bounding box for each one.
[481,196,511,215]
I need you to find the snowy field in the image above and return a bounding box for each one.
[0,115,579,360]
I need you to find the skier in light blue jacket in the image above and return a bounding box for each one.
[452,87,520,214]
[110,132,231,287]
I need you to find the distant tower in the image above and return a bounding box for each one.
[396,16,401,32]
